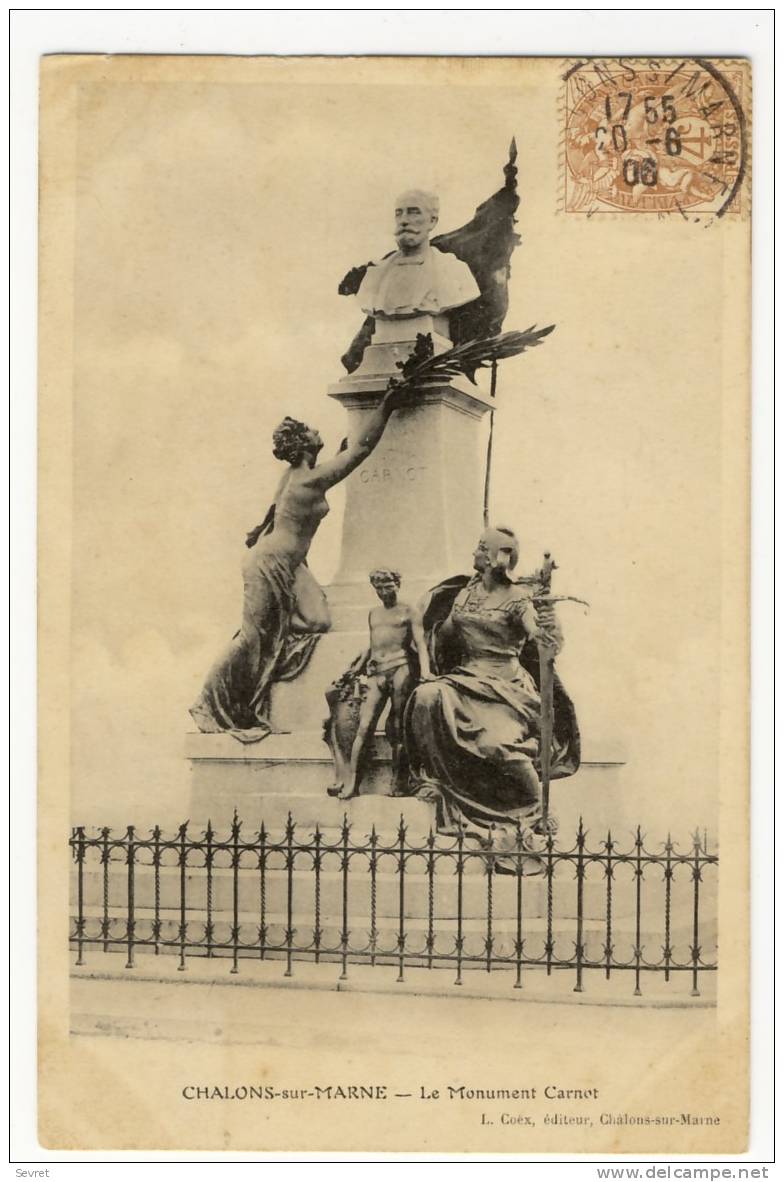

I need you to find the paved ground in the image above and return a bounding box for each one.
[54,959,730,1155]
[71,952,714,1046]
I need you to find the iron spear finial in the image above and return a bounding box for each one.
[504,138,519,192]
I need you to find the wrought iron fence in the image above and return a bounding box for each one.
[69,815,717,997]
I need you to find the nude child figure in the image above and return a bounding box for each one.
[334,569,432,801]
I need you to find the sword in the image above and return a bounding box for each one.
[535,552,557,825]
[518,553,587,825]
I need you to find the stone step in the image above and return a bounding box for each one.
[70,907,711,970]
[187,730,419,820]
[184,733,633,845]
[189,790,437,835]
[70,954,717,1011]
[73,864,543,921]
[73,904,602,931]
[71,860,677,922]
[185,730,628,770]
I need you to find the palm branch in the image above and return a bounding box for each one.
[389,325,555,393]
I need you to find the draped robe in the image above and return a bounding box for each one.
[404,575,580,851]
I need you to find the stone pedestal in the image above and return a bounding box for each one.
[347,312,452,384]
[187,729,437,832]
[187,728,629,835]
[327,358,493,611]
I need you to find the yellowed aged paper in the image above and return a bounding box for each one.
[39,54,750,1153]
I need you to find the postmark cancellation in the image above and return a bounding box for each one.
[561,57,750,220]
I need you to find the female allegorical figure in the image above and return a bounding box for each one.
[405,526,580,853]
[190,387,404,742]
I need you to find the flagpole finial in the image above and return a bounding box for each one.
[504,138,519,192]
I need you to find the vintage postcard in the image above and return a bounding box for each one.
[38,54,750,1154]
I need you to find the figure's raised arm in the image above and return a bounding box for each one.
[307,386,399,490]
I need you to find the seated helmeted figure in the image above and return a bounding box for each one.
[357,189,480,322]
[404,527,581,858]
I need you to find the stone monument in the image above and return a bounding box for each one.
[187,149,573,830]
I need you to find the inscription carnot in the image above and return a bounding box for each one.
[359,465,427,484]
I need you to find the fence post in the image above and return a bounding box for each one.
[73,827,86,966]
[125,825,136,969]
[152,825,161,956]
[177,821,188,972]
[396,815,407,983]
[544,828,555,975]
[455,824,465,986]
[573,817,585,993]
[313,821,322,965]
[633,826,644,997]
[230,810,241,975]
[284,812,295,978]
[205,820,214,959]
[369,823,378,969]
[663,833,674,982]
[690,829,702,998]
[426,827,436,971]
[258,820,267,961]
[603,829,614,980]
[100,826,111,954]
[339,814,350,981]
[513,823,524,990]
[484,826,495,974]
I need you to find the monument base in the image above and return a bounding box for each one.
[187,729,437,833]
[186,730,628,836]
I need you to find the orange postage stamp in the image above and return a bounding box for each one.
[562,57,749,219]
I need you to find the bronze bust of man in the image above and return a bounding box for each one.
[357,189,480,320]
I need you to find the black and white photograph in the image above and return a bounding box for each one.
[16,23,767,1160]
